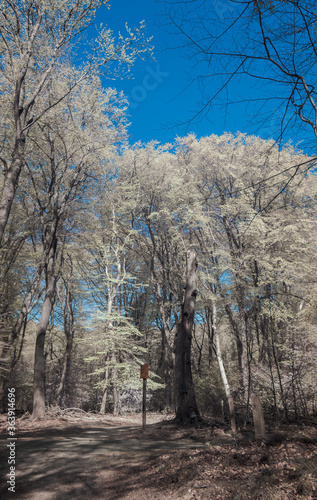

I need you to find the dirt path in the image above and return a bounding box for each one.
[0,414,316,499]
[0,415,209,500]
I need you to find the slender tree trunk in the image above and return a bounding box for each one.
[103,295,122,415]
[0,264,42,362]
[111,351,120,415]
[54,337,72,406]
[235,284,251,423]
[161,326,173,411]
[100,359,109,414]
[222,219,250,413]
[267,337,279,420]
[223,300,249,413]
[54,280,75,406]
[0,265,43,411]
[150,262,173,412]
[0,139,25,246]
[32,232,57,419]
[54,323,74,406]
[270,324,288,422]
[212,301,236,433]
[175,250,199,422]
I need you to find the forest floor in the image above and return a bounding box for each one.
[0,411,316,499]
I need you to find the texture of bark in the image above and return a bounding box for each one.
[0,140,25,246]
[212,301,237,433]
[100,359,109,415]
[32,230,57,419]
[175,250,199,422]
[54,281,74,406]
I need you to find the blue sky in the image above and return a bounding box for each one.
[89,1,313,151]
[89,0,245,145]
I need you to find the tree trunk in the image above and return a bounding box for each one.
[175,250,199,422]
[212,301,237,433]
[54,327,73,406]
[32,232,57,419]
[0,139,25,246]
[271,328,288,422]
[54,280,74,406]
[0,378,7,413]
[112,351,121,415]
[100,360,109,414]
[150,261,174,412]
[0,267,41,358]
[236,284,251,422]
[161,326,173,411]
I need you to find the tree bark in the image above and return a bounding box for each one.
[100,359,109,414]
[149,256,174,412]
[212,301,237,433]
[0,264,43,411]
[0,139,25,246]
[175,250,199,422]
[111,351,121,415]
[32,231,57,419]
[162,326,173,411]
[54,282,74,406]
[0,264,42,362]
[54,332,72,406]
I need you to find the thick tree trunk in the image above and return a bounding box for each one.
[175,250,199,422]
[212,301,237,433]
[32,233,57,419]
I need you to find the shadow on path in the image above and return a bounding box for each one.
[0,422,207,499]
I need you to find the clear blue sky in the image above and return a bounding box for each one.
[90,1,311,150]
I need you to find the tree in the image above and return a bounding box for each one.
[0,184,43,410]
[110,133,317,423]
[2,126,316,423]
[53,256,76,407]
[78,191,146,415]
[25,74,127,419]
[175,250,200,422]
[113,141,200,412]
[165,0,317,149]
[178,132,317,422]
[0,0,151,245]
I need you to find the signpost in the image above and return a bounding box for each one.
[140,364,149,431]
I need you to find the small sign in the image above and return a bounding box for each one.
[140,364,149,379]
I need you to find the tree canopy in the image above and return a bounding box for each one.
[0,0,316,427]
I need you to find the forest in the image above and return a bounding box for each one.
[1,0,317,434]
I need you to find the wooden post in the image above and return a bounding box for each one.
[142,378,147,431]
[140,364,149,431]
